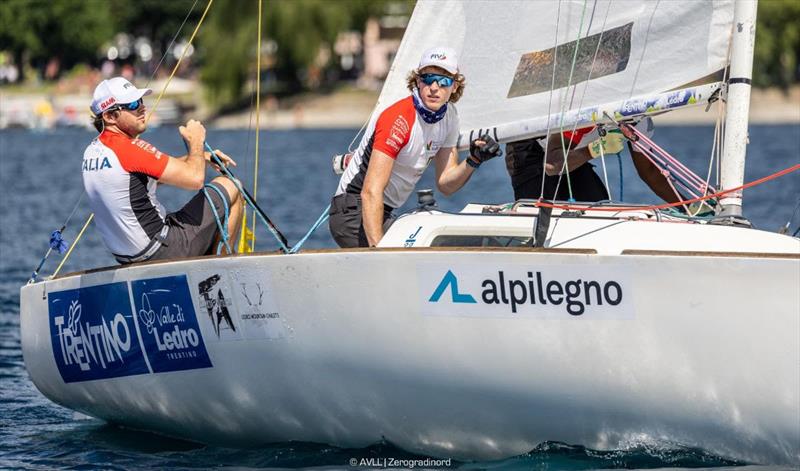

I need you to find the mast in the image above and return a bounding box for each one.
[719,0,758,221]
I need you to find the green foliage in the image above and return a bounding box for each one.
[108,0,202,50]
[0,0,114,73]
[199,0,410,107]
[755,0,800,88]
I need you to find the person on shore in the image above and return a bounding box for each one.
[329,47,501,248]
[83,76,244,264]
[505,117,679,203]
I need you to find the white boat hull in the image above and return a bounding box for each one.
[20,248,800,463]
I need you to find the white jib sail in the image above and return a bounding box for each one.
[378,0,734,147]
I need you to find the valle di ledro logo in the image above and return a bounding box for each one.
[131,275,212,372]
[427,268,626,317]
[48,282,149,383]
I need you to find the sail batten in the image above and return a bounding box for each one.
[380,0,734,145]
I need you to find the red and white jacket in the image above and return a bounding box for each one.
[335,95,459,209]
[82,130,170,257]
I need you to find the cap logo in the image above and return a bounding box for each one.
[99,97,116,111]
[123,83,132,89]
[430,53,446,60]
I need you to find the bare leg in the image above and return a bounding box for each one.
[211,176,245,254]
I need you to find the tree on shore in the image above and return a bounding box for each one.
[198,0,410,108]
[0,0,114,80]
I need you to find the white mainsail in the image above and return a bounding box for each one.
[379,0,734,145]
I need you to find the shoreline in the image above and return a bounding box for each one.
[209,85,800,129]
[2,85,797,130]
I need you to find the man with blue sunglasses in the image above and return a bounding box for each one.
[83,77,243,264]
[330,47,501,248]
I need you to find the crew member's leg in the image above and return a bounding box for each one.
[208,176,244,252]
[151,178,241,260]
[329,193,393,248]
[329,193,364,248]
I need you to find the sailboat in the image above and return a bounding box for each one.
[19,0,799,464]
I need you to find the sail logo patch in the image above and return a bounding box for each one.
[48,282,149,383]
[131,275,212,373]
[421,264,633,318]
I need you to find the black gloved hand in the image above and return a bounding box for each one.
[469,134,502,167]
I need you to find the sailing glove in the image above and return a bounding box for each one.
[588,129,625,158]
[468,134,502,168]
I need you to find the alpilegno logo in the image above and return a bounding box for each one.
[420,264,634,319]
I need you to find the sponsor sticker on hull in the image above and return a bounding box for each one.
[192,272,242,342]
[48,283,149,383]
[419,264,634,319]
[131,275,213,373]
[230,269,286,340]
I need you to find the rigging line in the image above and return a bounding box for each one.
[552,0,612,202]
[599,144,611,200]
[60,0,215,276]
[554,0,590,201]
[699,115,721,216]
[144,0,200,88]
[51,214,94,280]
[535,162,800,213]
[565,0,601,112]
[548,219,628,249]
[251,0,263,251]
[717,30,734,189]
[288,204,331,254]
[146,0,214,125]
[539,0,564,199]
[627,0,660,99]
[700,34,734,216]
[205,143,290,252]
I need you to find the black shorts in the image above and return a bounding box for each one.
[149,182,233,261]
[505,138,609,202]
[328,193,395,248]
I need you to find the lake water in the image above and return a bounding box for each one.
[0,125,798,469]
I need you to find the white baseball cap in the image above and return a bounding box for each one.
[418,46,458,75]
[90,77,152,115]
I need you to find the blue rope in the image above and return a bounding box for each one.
[289,204,331,254]
[28,193,85,284]
[203,183,231,254]
[616,152,624,201]
[204,142,290,253]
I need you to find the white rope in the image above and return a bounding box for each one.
[549,0,612,201]
[599,144,611,200]
[538,0,564,199]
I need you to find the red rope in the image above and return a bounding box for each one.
[535,163,800,212]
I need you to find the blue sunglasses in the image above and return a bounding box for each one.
[419,73,455,87]
[109,98,143,112]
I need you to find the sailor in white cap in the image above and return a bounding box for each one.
[83,77,243,264]
[329,47,502,248]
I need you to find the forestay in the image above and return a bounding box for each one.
[379,0,734,146]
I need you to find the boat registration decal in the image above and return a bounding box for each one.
[48,282,149,383]
[419,264,634,319]
[130,275,213,373]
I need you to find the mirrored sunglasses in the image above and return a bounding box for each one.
[109,98,143,112]
[419,73,454,87]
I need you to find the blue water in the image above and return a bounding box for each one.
[1,125,798,469]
